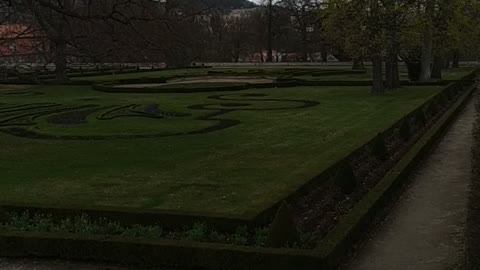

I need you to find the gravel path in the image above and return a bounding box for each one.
[347,96,475,270]
[114,76,275,88]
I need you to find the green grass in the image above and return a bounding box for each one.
[0,84,442,216]
[441,67,477,80]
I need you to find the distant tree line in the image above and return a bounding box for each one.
[0,0,479,92]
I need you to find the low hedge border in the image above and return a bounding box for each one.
[94,82,251,93]
[0,203,254,233]
[0,68,166,85]
[0,79,474,270]
[0,231,322,270]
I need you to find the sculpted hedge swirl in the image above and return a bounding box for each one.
[0,93,319,140]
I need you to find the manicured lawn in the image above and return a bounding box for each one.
[0,84,441,215]
[441,67,477,80]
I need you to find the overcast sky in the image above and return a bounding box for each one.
[248,0,277,5]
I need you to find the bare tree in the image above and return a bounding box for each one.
[277,0,323,62]
[0,0,218,82]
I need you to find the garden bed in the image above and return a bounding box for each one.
[0,78,476,269]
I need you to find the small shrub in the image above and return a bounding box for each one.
[96,219,124,235]
[372,133,389,161]
[416,110,426,126]
[7,211,31,230]
[399,120,411,141]
[334,162,357,194]
[266,202,299,248]
[253,227,269,247]
[31,213,54,232]
[122,224,163,238]
[185,223,208,242]
[231,226,249,245]
[208,230,227,243]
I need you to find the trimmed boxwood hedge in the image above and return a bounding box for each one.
[310,70,367,77]
[0,230,324,270]
[0,68,167,85]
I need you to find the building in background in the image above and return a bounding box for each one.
[0,24,46,63]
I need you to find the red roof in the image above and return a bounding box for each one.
[0,24,45,57]
[0,24,40,39]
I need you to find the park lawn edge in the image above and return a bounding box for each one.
[0,77,476,270]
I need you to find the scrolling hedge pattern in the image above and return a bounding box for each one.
[0,93,319,140]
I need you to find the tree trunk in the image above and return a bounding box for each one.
[301,30,308,62]
[321,44,328,62]
[302,42,308,62]
[371,55,384,94]
[385,60,392,89]
[431,56,444,79]
[419,31,433,81]
[390,56,400,89]
[386,52,400,90]
[444,57,451,68]
[419,0,434,82]
[452,49,460,68]
[165,46,192,68]
[233,40,240,63]
[54,38,68,83]
[352,58,365,70]
[266,0,273,62]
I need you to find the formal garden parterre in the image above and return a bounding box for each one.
[0,67,477,269]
